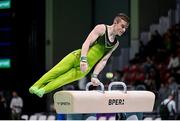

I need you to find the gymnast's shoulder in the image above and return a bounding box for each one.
[93,24,106,36]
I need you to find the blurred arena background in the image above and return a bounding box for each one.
[0,0,180,120]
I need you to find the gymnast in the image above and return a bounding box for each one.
[29,13,129,98]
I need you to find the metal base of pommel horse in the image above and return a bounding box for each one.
[54,81,155,114]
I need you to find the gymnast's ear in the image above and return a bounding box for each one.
[114,21,117,24]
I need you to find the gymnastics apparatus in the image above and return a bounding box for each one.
[54,82,155,114]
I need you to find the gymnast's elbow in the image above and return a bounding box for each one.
[101,59,107,66]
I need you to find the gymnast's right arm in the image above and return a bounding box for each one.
[91,42,119,86]
[80,24,105,72]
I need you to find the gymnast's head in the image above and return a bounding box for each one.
[113,13,129,36]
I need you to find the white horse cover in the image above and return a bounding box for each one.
[54,90,155,114]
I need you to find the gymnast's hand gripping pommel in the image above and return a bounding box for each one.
[29,13,130,98]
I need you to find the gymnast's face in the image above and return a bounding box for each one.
[114,19,128,36]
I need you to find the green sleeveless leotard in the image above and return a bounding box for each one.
[29,25,117,97]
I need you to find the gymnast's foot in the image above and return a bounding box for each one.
[35,88,45,98]
[29,86,39,94]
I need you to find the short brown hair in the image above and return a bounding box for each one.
[113,13,129,24]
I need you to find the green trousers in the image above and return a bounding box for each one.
[29,44,105,97]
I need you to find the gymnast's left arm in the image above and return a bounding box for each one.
[80,25,105,72]
[91,41,119,86]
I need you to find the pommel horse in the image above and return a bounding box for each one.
[54,82,155,114]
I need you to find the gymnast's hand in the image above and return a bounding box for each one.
[91,77,101,86]
[80,61,88,72]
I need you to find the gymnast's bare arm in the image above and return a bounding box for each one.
[80,24,105,72]
[91,41,119,86]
